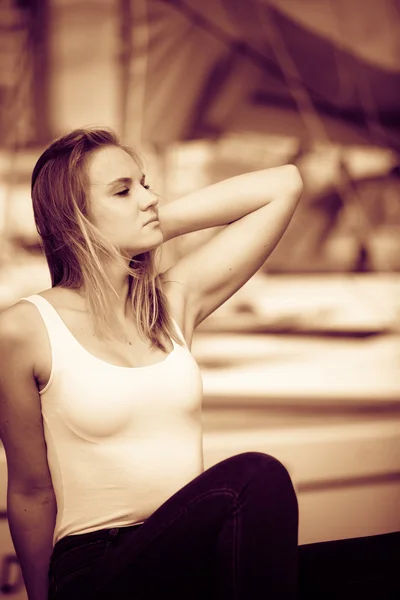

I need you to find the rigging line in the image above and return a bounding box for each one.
[123,0,149,149]
[326,0,399,273]
[0,13,31,265]
[240,0,327,143]
[252,1,377,251]
[327,1,400,273]
[159,0,340,110]
[161,0,398,274]
[327,0,393,151]
[223,0,400,154]
[1,10,32,148]
[255,0,398,277]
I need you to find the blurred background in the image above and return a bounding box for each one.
[0,0,400,597]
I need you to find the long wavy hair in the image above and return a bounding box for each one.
[31,127,182,350]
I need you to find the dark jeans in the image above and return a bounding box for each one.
[48,452,299,600]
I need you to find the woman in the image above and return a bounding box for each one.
[0,128,303,600]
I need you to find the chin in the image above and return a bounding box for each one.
[147,237,164,252]
[149,230,164,250]
[126,234,163,256]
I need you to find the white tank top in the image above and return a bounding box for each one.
[21,294,204,547]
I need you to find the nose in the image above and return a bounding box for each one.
[141,189,159,211]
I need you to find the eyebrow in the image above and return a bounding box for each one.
[91,173,146,188]
[107,177,132,187]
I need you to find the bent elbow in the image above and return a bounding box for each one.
[286,164,303,195]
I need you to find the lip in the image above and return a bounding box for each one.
[145,216,159,225]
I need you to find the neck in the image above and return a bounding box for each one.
[78,260,132,320]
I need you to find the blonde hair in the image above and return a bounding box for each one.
[31,127,182,351]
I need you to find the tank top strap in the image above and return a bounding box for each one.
[21,296,189,360]
[170,316,187,347]
[20,294,63,331]
[20,294,67,370]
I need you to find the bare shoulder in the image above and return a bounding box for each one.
[37,286,88,311]
[0,297,49,376]
[0,300,38,345]
[0,285,69,339]
[36,286,70,305]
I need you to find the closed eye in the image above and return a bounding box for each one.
[116,188,129,196]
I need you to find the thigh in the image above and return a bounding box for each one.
[91,451,290,599]
[48,537,111,600]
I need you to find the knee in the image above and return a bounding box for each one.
[233,451,294,485]
[238,452,298,511]
[238,453,299,528]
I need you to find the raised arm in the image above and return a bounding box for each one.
[0,303,56,600]
[159,165,303,330]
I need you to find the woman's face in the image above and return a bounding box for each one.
[86,145,162,257]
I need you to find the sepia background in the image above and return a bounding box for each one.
[0,1,399,597]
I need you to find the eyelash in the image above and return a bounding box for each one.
[116,181,150,196]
